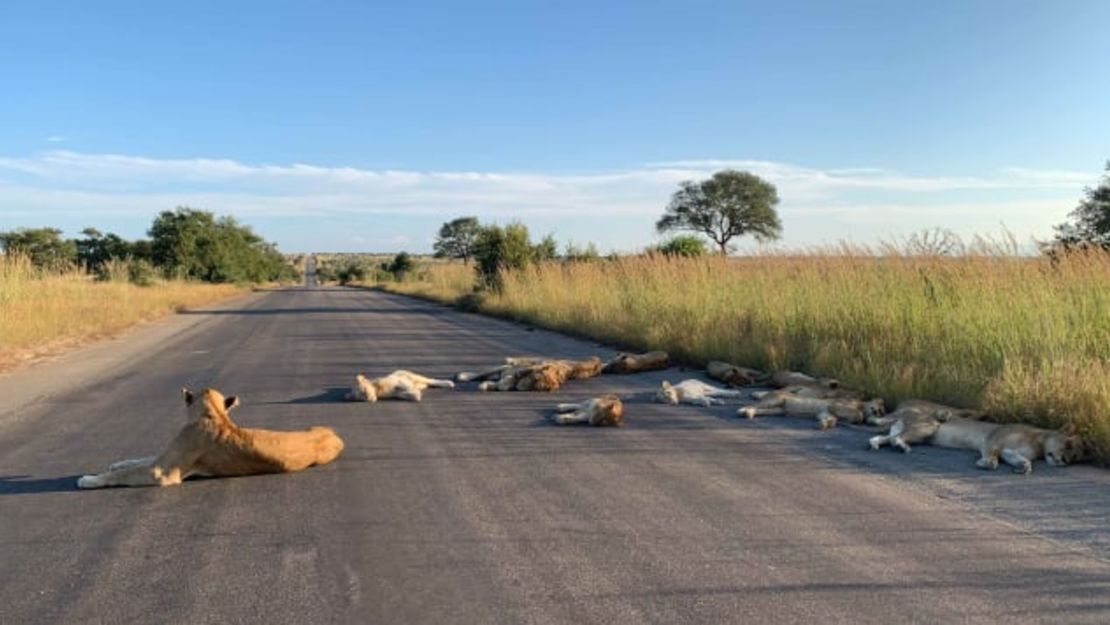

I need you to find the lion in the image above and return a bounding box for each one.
[346,370,455,402]
[706,361,767,387]
[602,351,671,374]
[551,395,624,426]
[977,423,1083,474]
[751,385,864,402]
[455,357,546,383]
[867,400,963,453]
[768,370,840,390]
[478,357,603,392]
[739,393,885,430]
[654,379,745,407]
[77,388,344,489]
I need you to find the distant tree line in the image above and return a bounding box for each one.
[0,207,298,284]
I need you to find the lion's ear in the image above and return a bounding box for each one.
[182,388,194,406]
[224,395,241,412]
[1059,422,1077,436]
[661,381,672,389]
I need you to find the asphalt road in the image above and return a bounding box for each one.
[3,272,1110,624]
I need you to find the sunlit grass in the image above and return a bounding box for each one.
[0,255,244,371]
[384,247,1110,464]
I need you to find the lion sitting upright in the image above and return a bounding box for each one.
[77,388,344,488]
[347,370,455,402]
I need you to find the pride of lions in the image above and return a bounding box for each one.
[77,350,1083,489]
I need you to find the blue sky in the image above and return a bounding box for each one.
[1,0,1108,253]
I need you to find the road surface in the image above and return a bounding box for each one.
[2,271,1110,624]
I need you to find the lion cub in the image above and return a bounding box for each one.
[654,379,745,407]
[706,361,767,387]
[551,395,624,426]
[347,370,455,402]
[77,388,344,488]
[739,393,885,430]
[602,351,671,374]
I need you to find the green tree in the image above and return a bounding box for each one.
[473,222,535,288]
[0,227,77,270]
[533,234,558,262]
[433,216,481,263]
[563,241,601,262]
[656,234,707,258]
[148,207,296,283]
[1053,161,1110,249]
[75,227,135,271]
[656,169,782,254]
[387,251,415,278]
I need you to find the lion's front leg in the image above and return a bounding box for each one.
[551,410,589,425]
[77,463,184,489]
[1000,449,1033,474]
[556,402,585,413]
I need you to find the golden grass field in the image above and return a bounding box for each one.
[0,256,244,372]
[381,248,1110,464]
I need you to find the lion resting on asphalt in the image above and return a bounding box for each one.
[77,388,344,488]
[654,379,745,407]
[459,357,603,392]
[739,392,885,430]
[869,403,1082,473]
[706,361,767,387]
[551,395,624,426]
[602,351,671,374]
[347,370,455,402]
[768,370,840,390]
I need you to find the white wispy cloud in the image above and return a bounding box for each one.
[44,136,66,143]
[0,150,1097,249]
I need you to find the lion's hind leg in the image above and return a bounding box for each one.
[738,396,786,420]
[77,463,185,489]
[556,402,585,413]
[108,456,157,471]
[551,410,589,425]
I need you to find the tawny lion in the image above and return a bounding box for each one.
[739,393,885,430]
[654,379,745,407]
[474,357,603,393]
[768,370,840,389]
[347,370,454,402]
[454,357,546,383]
[602,351,671,374]
[706,361,767,387]
[868,405,1082,473]
[551,395,624,426]
[77,388,344,489]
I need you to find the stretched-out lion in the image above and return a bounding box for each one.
[705,361,767,387]
[347,370,454,402]
[462,357,603,392]
[551,395,624,426]
[602,351,671,374]
[77,388,344,488]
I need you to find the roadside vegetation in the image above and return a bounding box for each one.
[375,164,1110,464]
[0,207,300,371]
[0,255,242,371]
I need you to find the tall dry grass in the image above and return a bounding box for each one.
[0,255,244,371]
[385,248,1110,463]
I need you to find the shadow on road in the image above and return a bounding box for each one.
[273,387,352,404]
[0,474,80,495]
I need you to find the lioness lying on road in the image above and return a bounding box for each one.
[77,388,344,488]
[768,371,840,390]
[654,379,745,407]
[602,351,671,374]
[551,395,624,426]
[706,361,767,387]
[454,357,546,383]
[739,393,885,430]
[467,357,603,392]
[869,405,1083,473]
[347,370,455,402]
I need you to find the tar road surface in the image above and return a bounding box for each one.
[2,262,1110,624]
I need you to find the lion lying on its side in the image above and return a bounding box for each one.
[551,395,624,427]
[602,351,671,374]
[869,402,1082,473]
[347,370,454,402]
[739,392,885,430]
[706,361,767,387]
[457,357,603,392]
[77,388,344,488]
[654,379,745,407]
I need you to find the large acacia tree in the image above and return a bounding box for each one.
[433,216,481,263]
[656,170,782,254]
